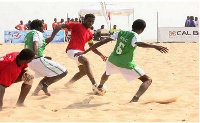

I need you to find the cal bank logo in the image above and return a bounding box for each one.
[12,32,21,39]
[169,31,199,36]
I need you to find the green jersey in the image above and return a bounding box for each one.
[24,30,46,57]
[108,30,139,69]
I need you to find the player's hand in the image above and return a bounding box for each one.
[100,55,107,62]
[155,46,169,53]
[74,52,84,57]
[22,72,34,82]
[44,56,52,60]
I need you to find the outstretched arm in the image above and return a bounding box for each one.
[135,42,169,53]
[45,24,69,44]
[88,42,107,61]
[74,38,113,58]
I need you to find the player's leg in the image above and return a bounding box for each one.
[15,70,34,106]
[40,71,67,96]
[32,57,67,96]
[33,71,67,96]
[93,71,110,95]
[78,55,97,85]
[130,75,152,102]
[98,72,110,88]
[64,65,86,87]
[32,77,49,96]
[0,85,5,111]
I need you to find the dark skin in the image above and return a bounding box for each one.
[33,25,57,59]
[53,16,106,86]
[0,56,34,111]
[74,29,169,102]
[31,22,67,96]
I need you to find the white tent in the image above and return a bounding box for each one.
[78,3,134,16]
[78,3,134,29]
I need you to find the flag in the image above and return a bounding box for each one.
[108,12,111,20]
[100,2,110,29]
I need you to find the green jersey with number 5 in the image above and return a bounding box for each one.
[108,30,137,69]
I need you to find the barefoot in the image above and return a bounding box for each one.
[64,82,73,88]
[129,96,139,103]
[31,93,39,96]
[16,103,25,107]
[45,92,51,96]
[32,84,42,96]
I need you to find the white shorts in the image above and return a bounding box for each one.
[28,57,66,78]
[106,61,145,82]
[66,49,86,66]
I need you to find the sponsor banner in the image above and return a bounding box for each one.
[158,27,199,42]
[4,30,65,43]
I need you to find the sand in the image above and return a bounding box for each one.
[0,42,199,122]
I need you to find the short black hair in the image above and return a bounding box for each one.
[132,19,146,31]
[18,49,35,60]
[30,19,43,30]
[85,14,95,19]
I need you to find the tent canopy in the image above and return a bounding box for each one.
[78,3,134,16]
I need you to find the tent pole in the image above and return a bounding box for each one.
[128,15,129,30]
[157,11,158,43]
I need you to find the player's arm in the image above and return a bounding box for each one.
[74,38,113,59]
[15,25,19,30]
[33,41,39,57]
[45,24,69,44]
[135,42,168,53]
[88,41,106,61]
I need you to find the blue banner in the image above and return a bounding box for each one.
[4,30,65,43]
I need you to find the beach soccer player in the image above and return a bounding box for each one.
[74,19,169,102]
[0,49,35,111]
[52,14,107,88]
[24,19,67,96]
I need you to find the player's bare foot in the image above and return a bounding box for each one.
[41,83,51,96]
[32,84,42,96]
[129,96,139,103]
[64,82,73,88]
[16,103,25,107]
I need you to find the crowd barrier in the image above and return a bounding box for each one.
[4,30,65,43]
[158,27,199,42]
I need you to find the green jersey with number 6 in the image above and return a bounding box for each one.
[108,30,137,69]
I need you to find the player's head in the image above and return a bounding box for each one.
[30,19,44,32]
[83,14,95,28]
[132,19,146,34]
[17,49,35,64]
[20,20,23,24]
[54,18,57,22]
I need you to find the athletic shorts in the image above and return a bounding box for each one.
[28,57,66,78]
[66,49,86,66]
[106,61,145,82]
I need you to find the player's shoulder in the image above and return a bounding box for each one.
[4,52,19,61]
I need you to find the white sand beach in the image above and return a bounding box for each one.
[0,42,199,122]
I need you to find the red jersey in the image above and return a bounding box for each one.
[43,23,47,30]
[66,22,93,52]
[52,22,58,29]
[15,24,27,30]
[0,52,28,87]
